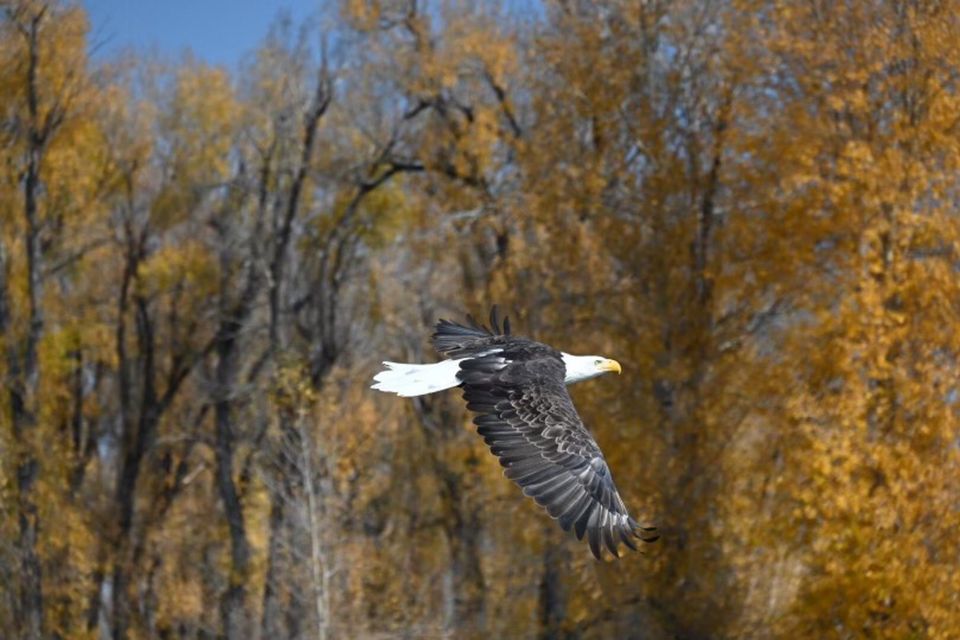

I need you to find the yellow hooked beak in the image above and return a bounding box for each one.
[599,358,622,375]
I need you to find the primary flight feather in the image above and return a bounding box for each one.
[371,307,658,559]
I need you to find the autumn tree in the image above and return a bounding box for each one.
[726,1,960,636]
[5,0,960,638]
[0,2,111,636]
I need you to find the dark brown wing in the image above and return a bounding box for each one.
[457,349,658,559]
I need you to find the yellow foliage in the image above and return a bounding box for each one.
[137,241,218,297]
[5,0,960,637]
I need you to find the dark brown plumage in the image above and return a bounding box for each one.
[432,308,658,560]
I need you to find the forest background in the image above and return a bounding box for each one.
[3,0,960,638]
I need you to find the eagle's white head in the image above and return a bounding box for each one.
[561,353,622,384]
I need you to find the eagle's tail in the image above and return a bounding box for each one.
[371,359,464,397]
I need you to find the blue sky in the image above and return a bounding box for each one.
[81,0,318,68]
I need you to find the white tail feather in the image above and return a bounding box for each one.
[371,359,465,397]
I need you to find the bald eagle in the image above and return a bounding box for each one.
[371,307,658,559]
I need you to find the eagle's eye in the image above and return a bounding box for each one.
[594,359,602,365]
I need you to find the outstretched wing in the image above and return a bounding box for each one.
[457,345,658,559]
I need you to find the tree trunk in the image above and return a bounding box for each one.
[259,493,286,639]
[435,468,485,637]
[297,411,330,640]
[538,542,567,640]
[214,326,251,638]
[7,9,52,636]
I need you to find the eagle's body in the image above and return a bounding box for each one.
[372,308,658,559]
